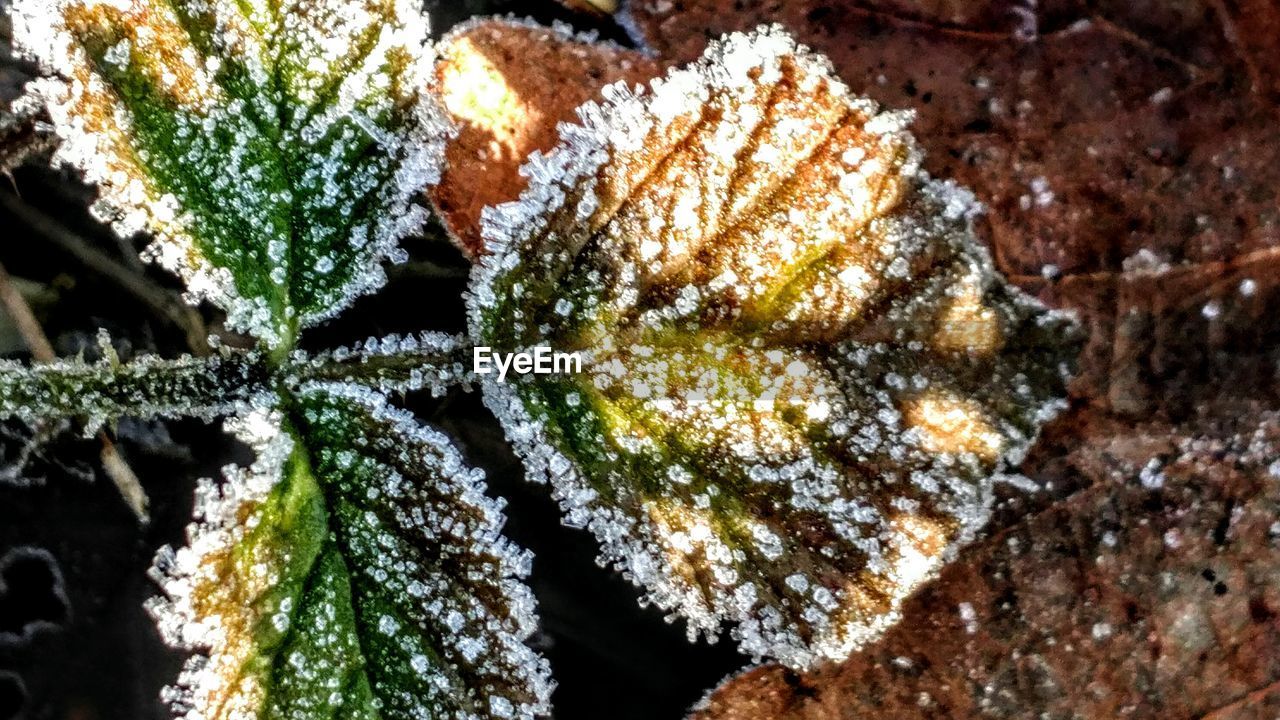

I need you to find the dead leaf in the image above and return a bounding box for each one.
[618,0,1280,280]
[601,2,1280,715]
[691,388,1280,719]
[421,4,1280,713]
[556,0,621,16]
[430,18,662,257]
[1030,246,1280,416]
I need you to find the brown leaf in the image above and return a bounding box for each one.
[555,0,621,16]
[467,25,1080,668]
[423,4,1280,711]
[618,0,1280,280]
[691,389,1280,719]
[1028,247,1280,416]
[608,1,1280,714]
[429,18,662,257]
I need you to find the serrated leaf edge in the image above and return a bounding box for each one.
[10,0,452,348]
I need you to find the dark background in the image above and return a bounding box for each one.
[0,2,746,718]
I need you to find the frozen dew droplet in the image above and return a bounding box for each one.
[288,331,472,397]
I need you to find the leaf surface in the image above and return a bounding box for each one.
[606,2,1280,713]
[11,0,448,348]
[149,387,553,720]
[469,26,1079,668]
[619,0,1280,283]
[691,388,1280,719]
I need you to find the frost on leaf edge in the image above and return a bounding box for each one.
[9,0,452,348]
[465,24,1077,669]
[146,387,555,720]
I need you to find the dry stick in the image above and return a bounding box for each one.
[0,257,151,522]
[0,192,210,356]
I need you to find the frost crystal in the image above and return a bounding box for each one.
[148,389,553,720]
[469,26,1080,668]
[0,350,268,431]
[11,0,449,348]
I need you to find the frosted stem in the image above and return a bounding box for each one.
[287,332,473,396]
[0,350,270,429]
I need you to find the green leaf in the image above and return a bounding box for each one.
[149,386,553,720]
[7,0,551,712]
[469,26,1081,668]
[11,0,448,350]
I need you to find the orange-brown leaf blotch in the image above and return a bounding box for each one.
[430,18,662,258]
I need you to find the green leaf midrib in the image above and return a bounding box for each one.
[248,416,385,720]
[290,400,489,717]
[266,7,399,342]
[176,0,299,351]
[115,0,398,353]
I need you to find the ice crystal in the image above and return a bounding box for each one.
[148,391,552,720]
[10,0,449,349]
[469,26,1080,668]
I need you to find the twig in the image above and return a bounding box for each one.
[0,191,210,355]
[0,258,56,360]
[0,259,150,523]
[98,440,149,522]
[1088,15,1207,80]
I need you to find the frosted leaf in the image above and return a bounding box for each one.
[0,350,268,431]
[293,383,553,719]
[10,0,449,349]
[288,331,472,396]
[147,393,552,720]
[469,26,1080,669]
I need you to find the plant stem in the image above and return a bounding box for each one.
[0,259,56,360]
